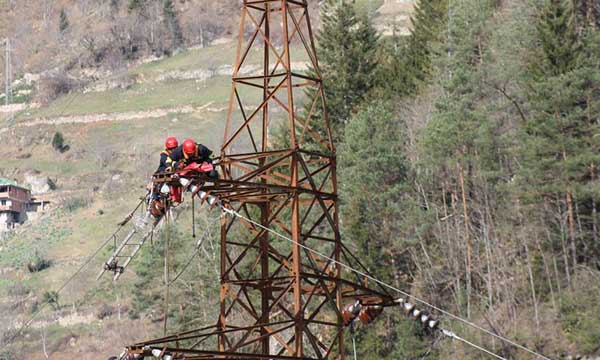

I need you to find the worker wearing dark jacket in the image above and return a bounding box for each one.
[171,139,218,179]
[148,136,180,216]
[170,139,213,167]
[156,136,179,173]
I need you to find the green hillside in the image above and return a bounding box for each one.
[0,42,264,360]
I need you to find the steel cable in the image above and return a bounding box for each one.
[220,205,552,360]
[169,214,219,285]
[441,328,507,360]
[3,197,146,346]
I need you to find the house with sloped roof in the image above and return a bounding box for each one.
[0,178,48,231]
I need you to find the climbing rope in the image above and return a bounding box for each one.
[163,206,172,336]
[219,204,551,360]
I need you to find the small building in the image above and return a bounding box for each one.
[0,178,48,231]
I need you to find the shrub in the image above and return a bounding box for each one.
[51,132,70,153]
[59,8,69,33]
[52,132,64,151]
[560,270,600,354]
[36,75,81,104]
[26,254,52,273]
[63,197,90,212]
[48,178,57,190]
[96,304,114,320]
[42,291,60,310]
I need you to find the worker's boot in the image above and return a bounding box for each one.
[149,199,165,219]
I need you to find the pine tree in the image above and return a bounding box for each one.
[303,0,380,144]
[534,0,579,77]
[520,0,600,268]
[522,0,582,196]
[59,8,69,33]
[128,0,147,12]
[339,99,434,359]
[340,99,414,282]
[418,0,499,320]
[405,0,448,88]
[421,0,497,172]
[377,0,448,97]
[375,34,412,97]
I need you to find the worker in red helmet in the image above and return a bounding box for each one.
[156,136,179,173]
[148,136,180,217]
[170,139,216,175]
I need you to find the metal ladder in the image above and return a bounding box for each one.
[97,211,164,282]
[97,177,214,282]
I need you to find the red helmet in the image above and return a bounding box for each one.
[165,136,178,150]
[182,139,197,155]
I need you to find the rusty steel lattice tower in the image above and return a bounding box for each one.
[218,0,343,357]
[125,1,393,359]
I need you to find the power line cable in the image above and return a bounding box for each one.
[441,328,507,360]
[219,204,552,360]
[4,180,550,360]
[4,197,146,346]
[7,231,112,344]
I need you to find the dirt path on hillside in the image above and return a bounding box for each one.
[0,102,227,135]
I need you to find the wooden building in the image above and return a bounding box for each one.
[0,178,47,231]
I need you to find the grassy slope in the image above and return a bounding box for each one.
[0,47,273,360]
[24,78,231,118]
[0,109,229,358]
[0,34,299,356]
[22,44,243,119]
[20,43,305,119]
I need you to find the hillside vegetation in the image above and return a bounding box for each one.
[2,0,600,359]
[0,0,401,107]
[326,0,600,358]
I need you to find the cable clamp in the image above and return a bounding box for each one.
[220,205,236,217]
[442,328,456,339]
